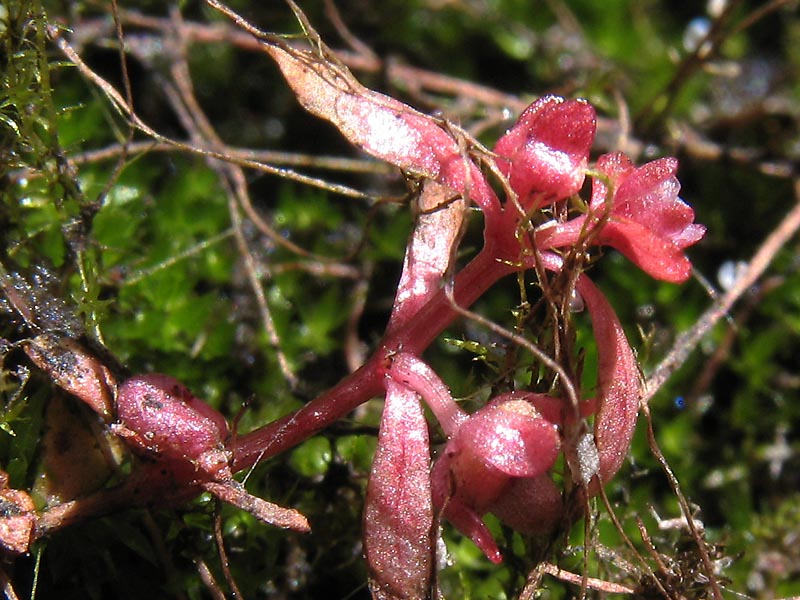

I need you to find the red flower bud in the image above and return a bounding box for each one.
[494,95,596,208]
[115,374,230,483]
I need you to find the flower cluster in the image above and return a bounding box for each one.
[358,94,704,594]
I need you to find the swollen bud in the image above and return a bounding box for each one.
[114,374,310,532]
[114,374,231,482]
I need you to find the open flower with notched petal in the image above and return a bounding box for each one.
[535,152,705,283]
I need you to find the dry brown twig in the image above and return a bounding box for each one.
[60,5,800,180]
[644,181,800,404]
[52,30,378,204]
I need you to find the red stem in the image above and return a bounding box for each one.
[230,243,515,472]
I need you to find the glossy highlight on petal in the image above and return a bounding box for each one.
[494,95,596,205]
[430,395,561,562]
[458,400,560,477]
[610,156,706,250]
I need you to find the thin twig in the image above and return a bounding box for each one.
[344,264,372,372]
[54,32,377,202]
[540,562,636,595]
[194,558,227,600]
[141,511,189,600]
[73,6,800,179]
[597,485,675,599]
[224,170,298,387]
[323,0,378,64]
[121,229,235,286]
[442,286,582,414]
[644,184,800,404]
[635,0,744,130]
[213,507,243,599]
[0,568,21,600]
[56,140,387,174]
[94,0,135,208]
[163,14,298,387]
[641,403,724,600]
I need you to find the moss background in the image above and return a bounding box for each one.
[1,0,799,598]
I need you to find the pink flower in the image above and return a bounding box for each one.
[591,153,706,282]
[430,397,560,563]
[494,96,596,209]
[536,152,705,283]
[425,272,641,563]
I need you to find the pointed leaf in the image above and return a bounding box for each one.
[576,275,640,482]
[262,41,498,212]
[202,481,310,532]
[364,380,434,600]
[387,181,466,334]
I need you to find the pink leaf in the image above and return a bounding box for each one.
[0,472,35,555]
[263,42,499,213]
[387,181,466,334]
[364,379,434,600]
[201,481,310,533]
[576,275,641,483]
[23,334,116,422]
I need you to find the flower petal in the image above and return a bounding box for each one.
[611,156,705,248]
[458,399,560,477]
[494,95,596,204]
[541,153,705,283]
[598,219,695,283]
